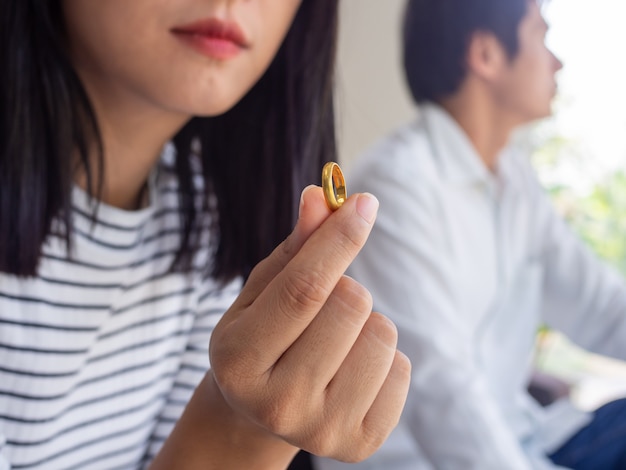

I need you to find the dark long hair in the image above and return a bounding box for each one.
[0,1,339,283]
[403,0,529,104]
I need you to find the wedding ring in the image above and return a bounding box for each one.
[322,162,347,211]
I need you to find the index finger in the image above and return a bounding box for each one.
[242,191,379,365]
[235,185,332,307]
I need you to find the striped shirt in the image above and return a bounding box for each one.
[0,148,241,469]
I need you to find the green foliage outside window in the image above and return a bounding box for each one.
[549,172,626,276]
[529,126,626,380]
[530,124,626,276]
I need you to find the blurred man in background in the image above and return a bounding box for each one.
[315,0,626,468]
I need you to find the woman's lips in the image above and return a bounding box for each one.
[171,18,249,60]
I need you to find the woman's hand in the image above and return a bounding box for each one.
[209,185,411,462]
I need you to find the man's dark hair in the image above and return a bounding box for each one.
[403,0,530,104]
[0,0,339,282]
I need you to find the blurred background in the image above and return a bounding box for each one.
[335,0,626,411]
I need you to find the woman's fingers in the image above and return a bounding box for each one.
[236,185,330,307]
[208,184,411,462]
[215,190,379,373]
[322,313,411,462]
[357,350,412,460]
[252,192,378,361]
[271,312,411,461]
[273,275,373,389]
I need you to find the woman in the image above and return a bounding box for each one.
[0,1,410,468]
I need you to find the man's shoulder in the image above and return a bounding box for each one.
[349,120,441,188]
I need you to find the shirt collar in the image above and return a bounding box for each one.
[419,102,509,192]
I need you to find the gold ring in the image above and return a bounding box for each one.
[322,162,347,211]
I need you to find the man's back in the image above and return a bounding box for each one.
[314,104,612,470]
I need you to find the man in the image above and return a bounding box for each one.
[315,0,626,469]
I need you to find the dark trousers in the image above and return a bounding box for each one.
[549,398,626,469]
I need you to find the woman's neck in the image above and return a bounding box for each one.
[76,72,190,210]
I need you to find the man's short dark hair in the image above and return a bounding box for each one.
[403,0,530,104]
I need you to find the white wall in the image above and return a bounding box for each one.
[335,0,415,166]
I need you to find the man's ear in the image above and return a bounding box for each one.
[466,31,508,82]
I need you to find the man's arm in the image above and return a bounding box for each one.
[532,164,626,359]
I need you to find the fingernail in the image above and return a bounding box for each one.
[356,193,379,224]
[299,185,317,219]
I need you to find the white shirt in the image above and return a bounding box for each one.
[315,104,626,470]
[0,146,240,469]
